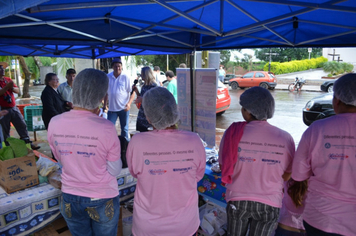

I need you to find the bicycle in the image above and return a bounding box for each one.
[288,77,306,92]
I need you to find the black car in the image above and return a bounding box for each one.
[320,79,336,93]
[224,74,236,84]
[303,93,335,126]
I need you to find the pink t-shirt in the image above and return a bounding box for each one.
[278,181,305,230]
[127,129,206,236]
[219,121,295,207]
[48,109,122,199]
[292,113,356,236]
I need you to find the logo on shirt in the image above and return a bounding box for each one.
[84,144,97,148]
[144,159,150,165]
[324,143,331,149]
[238,147,242,152]
[173,167,192,174]
[58,150,72,156]
[77,151,95,158]
[328,153,349,160]
[55,141,58,146]
[148,169,167,175]
[271,151,283,155]
[239,156,256,162]
[262,159,280,165]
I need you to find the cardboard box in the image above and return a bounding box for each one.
[0,151,39,193]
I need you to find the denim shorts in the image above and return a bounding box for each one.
[60,193,120,236]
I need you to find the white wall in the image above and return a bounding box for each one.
[323,48,356,64]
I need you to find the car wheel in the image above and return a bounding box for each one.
[259,83,268,89]
[216,111,225,116]
[231,82,239,90]
[327,85,333,93]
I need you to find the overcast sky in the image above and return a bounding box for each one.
[230,49,259,62]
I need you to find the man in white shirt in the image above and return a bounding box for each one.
[103,58,135,140]
[153,66,163,86]
[57,68,76,102]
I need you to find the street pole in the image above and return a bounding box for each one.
[269,48,272,72]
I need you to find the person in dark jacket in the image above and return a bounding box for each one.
[41,73,72,129]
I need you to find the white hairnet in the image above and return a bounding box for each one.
[72,69,108,110]
[333,73,356,106]
[239,87,275,120]
[142,87,179,130]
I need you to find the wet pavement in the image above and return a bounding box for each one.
[10,69,328,156]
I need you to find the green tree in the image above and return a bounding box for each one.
[236,53,253,71]
[135,54,188,74]
[255,48,322,62]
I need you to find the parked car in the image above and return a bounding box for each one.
[320,79,336,93]
[229,71,277,90]
[303,93,335,126]
[216,80,231,115]
[224,74,236,84]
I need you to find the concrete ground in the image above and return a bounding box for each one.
[9,68,331,156]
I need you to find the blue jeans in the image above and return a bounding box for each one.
[303,221,342,236]
[274,225,307,236]
[108,110,129,140]
[60,193,120,236]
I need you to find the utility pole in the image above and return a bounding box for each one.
[265,48,278,72]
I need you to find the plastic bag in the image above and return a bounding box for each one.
[36,155,60,176]
[47,170,62,189]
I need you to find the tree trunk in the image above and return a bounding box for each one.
[33,56,43,68]
[17,56,31,98]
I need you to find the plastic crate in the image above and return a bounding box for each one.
[24,105,45,131]
[17,104,40,117]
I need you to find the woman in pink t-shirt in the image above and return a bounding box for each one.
[292,74,356,236]
[127,87,206,236]
[48,69,122,236]
[219,87,295,236]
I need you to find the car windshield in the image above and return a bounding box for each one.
[268,73,275,78]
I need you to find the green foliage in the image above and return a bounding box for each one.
[56,58,75,77]
[341,62,354,72]
[323,61,342,75]
[263,56,327,74]
[135,54,188,74]
[256,47,323,62]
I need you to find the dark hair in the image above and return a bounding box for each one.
[44,73,57,86]
[111,58,122,67]
[154,66,160,71]
[179,63,187,68]
[165,70,174,78]
[66,68,76,75]
[287,178,308,207]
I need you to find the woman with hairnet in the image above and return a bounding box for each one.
[47,69,122,236]
[126,87,206,236]
[219,87,295,236]
[292,73,356,236]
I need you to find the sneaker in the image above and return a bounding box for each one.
[31,143,41,150]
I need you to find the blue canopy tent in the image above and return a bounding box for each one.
[1,0,355,132]
[0,0,356,58]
